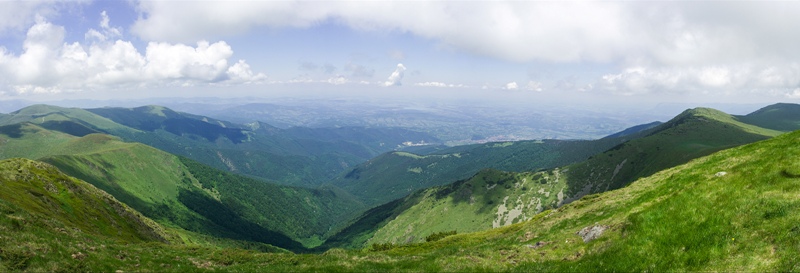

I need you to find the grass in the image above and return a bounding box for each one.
[0,124,366,250]
[333,135,630,206]
[327,107,784,250]
[4,129,800,271]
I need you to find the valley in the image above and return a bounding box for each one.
[0,102,799,272]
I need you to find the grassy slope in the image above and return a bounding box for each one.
[87,106,440,187]
[40,139,364,251]
[736,102,800,131]
[0,158,287,272]
[330,107,783,248]
[331,136,634,206]
[6,116,800,272]
[0,124,365,250]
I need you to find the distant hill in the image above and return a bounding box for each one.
[736,102,800,131]
[329,122,657,206]
[323,106,784,248]
[0,104,439,187]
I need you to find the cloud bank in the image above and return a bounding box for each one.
[130,1,800,96]
[0,14,265,95]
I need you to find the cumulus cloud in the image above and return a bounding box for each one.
[327,75,348,85]
[131,1,800,65]
[128,1,800,96]
[0,1,56,34]
[85,11,122,41]
[0,13,265,94]
[383,63,406,87]
[504,82,518,90]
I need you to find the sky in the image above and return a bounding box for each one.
[0,0,800,108]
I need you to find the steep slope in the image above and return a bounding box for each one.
[330,124,653,206]
[0,158,170,271]
[0,125,365,250]
[39,139,364,251]
[0,158,288,272]
[9,114,800,272]
[0,158,168,243]
[326,107,783,247]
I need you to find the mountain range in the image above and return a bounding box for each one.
[1,102,799,271]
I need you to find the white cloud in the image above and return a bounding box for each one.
[132,1,800,65]
[383,63,406,87]
[525,81,543,92]
[786,88,800,99]
[415,82,447,88]
[504,82,518,90]
[597,64,800,96]
[85,11,122,42]
[128,1,800,97]
[327,75,348,85]
[0,1,58,34]
[0,14,266,94]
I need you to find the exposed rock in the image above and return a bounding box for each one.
[576,224,608,243]
[715,171,727,177]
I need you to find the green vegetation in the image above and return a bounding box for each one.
[736,103,800,131]
[325,107,786,249]
[5,119,800,271]
[0,104,440,187]
[332,135,634,206]
[0,122,367,250]
[424,230,457,242]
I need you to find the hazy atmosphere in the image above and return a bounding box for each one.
[1,1,799,109]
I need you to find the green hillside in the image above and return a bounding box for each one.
[736,102,800,131]
[0,158,289,272]
[331,136,635,206]
[325,107,784,248]
[0,104,135,135]
[6,112,800,271]
[0,123,366,250]
[0,158,169,271]
[0,104,439,187]
[39,139,365,251]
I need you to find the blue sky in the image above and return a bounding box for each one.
[0,1,799,107]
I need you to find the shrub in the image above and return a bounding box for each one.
[369,243,396,252]
[425,230,457,242]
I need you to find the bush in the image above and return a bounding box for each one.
[369,243,396,252]
[425,230,457,242]
[0,248,33,271]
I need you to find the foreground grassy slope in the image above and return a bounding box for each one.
[327,107,783,248]
[0,124,366,250]
[6,117,800,271]
[0,158,289,272]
